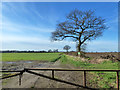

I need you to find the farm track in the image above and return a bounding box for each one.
[2,60,92,89]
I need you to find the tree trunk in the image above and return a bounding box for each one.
[77,44,81,52]
[67,50,68,54]
[77,43,82,57]
[78,36,82,52]
[77,37,82,57]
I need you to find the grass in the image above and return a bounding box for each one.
[1,53,119,88]
[2,53,61,62]
[60,54,119,69]
[60,54,119,88]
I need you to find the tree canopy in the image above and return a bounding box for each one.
[51,9,108,52]
[63,45,71,52]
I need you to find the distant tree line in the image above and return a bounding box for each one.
[0,49,59,53]
[48,49,58,53]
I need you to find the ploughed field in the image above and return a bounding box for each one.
[2,53,61,62]
[85,52,119,58]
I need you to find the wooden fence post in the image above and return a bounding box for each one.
[116,71,119,90]
[19,72,23,86]
[52,70,54,79]
[83,71,86,87]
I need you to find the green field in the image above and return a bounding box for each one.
[2,53,61,62]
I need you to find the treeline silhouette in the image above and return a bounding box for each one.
[0,49,59,53]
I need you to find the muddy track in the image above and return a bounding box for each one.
[2,60,93,89]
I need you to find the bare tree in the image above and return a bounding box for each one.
[51,9,108,53]
[63,45,71,52]
[48,49,52,53]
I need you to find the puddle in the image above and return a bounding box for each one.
[5,62,16,64]
[22,61,32,63]
[3,61,33,64]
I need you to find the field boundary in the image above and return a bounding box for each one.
[1,68,120,89]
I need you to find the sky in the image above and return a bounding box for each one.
[1,2,118,52]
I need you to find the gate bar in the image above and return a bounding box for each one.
[26,70,96,90]
[25,68,120,72]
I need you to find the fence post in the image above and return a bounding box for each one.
[19,72,23,86]
[52,70,54,79]
[116,71,119,90]
[83,71,86,87]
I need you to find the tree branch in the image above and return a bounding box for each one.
[62,35,78,40]
[81,33,95,44]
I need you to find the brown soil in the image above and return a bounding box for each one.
[2,60,95,89]
[67,52,119,64]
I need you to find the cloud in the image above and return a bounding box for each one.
[2,16,118,52]
[1,2,118,52]
[2,33,48,43]
[2,33,76,51]
[2,17,55,33]
[87,40,118,52]
[1,29,76,50]
[2,33,76,45]
[108,17,118,24]
[1,30,118,52]
[32,9,44,20]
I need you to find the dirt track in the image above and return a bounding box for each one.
[2,60,92,89]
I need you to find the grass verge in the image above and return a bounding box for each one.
[60,54,119,88]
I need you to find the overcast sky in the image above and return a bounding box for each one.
[1,2,118,52]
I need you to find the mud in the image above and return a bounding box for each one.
[2,60,93,89]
